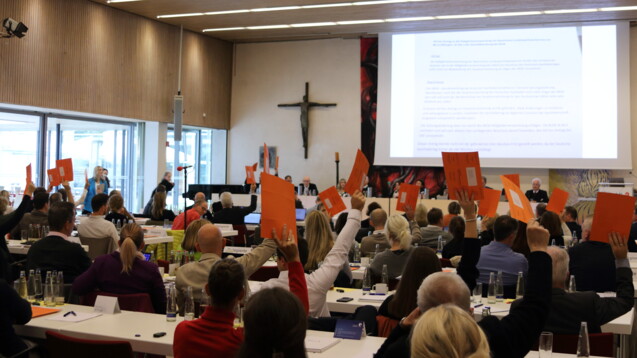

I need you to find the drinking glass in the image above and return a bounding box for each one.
[539,331,553,357]
[473,283,482,303]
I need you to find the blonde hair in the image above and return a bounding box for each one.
[304,210,334,271]
[385,214,411,250]
[181,219,209,251]
[151,191,167,220]
[93,166,103,182]
[119,223,144,274]
[411,304,490,358]
[414,203,428,227]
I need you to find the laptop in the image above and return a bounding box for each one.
[244,212,261,225]
[296,208,307,221]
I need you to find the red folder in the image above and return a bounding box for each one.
[56,158,74,181]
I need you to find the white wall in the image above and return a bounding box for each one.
[228,39,361,191]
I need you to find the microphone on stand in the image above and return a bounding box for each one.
[177,165,193,171]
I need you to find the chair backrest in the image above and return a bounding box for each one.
[144,220,165,226]
[80,291,155,313]
[532,333,614,357]
[46,330,133,358]
[232,224,247,246]
[376,315,399,337]
[439,258,453,268]
[79,236,117,260]
[249,266,280,282]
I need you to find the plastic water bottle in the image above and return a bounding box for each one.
[55,271,65,305]
[372,243,380,261]
[199,288,210,318]
[487,272,496,304]
[437,235,443,253]
[577,322,590,357]
[353,242,361,263]
[184,286,195,321]
[569,275,577,293]
[166,284,177,322]
[34,268,43,300]
[44,272,55,307]
[515,272,525,299]
[495,271,504,302]
[362,267,372,292]
[381,264,389,284]
[27,269,36,302]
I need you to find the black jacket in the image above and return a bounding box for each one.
[0,279,32,357]
[0,194,31,281]
[26,235,92,283]
[525,189,549,203]
[212,195,258,226]
[568,241,616,292]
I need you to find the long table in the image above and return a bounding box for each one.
[15,304,385,356]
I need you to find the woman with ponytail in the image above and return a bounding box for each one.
[369,214,414,280]
[72,223,166,313]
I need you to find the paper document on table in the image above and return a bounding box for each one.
[47,312,102,322]
[358,295,387,302]
[305,336,341,353]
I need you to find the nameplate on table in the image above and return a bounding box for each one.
[334,319,366,340]
[94,295,121,314]
[223,247,252,255]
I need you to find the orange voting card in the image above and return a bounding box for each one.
[344,149,370,196]
[263,143,270,175]
[318,186,347,217]
[47,168,61,187]
[56,158,74,181]
[501,175,534,223]
[26,163,32,188]
[245,164,256,184]
[441,152,483,200]
[589,192,636,243]
[260,172,297,241]
[546,188,569,215]
[502,174,520,188]
[395,183,419,212]
[31,306,61,318]
[478,188,501,218]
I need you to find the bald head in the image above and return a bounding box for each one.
[417,272,471,312]
[194,192,206,202]
[196,224,224,255]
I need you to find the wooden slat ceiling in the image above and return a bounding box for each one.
[90,0,637,43]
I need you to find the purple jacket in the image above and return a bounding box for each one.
[72,251,166,313]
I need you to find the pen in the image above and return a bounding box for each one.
[64,311,77,317]
[369,293,386,296]
[474,304,484,308]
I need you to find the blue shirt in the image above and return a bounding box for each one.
[83,178,109,212]
[477,241,528,286]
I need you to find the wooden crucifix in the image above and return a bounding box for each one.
[278,82,337,159]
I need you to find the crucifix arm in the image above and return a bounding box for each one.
[308,102,337,107]
[278,103,303,107]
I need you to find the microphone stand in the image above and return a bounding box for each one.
[183,168,188,230]
[335,159,340,187]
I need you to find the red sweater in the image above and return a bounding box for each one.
[171,209,201,230]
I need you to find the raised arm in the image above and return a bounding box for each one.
[455,190,481,290]
[275,228,309,315]
[595,233,634,325]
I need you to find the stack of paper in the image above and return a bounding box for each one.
[305,336,341,353]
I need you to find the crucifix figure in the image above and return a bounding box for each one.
[278,82,337,159]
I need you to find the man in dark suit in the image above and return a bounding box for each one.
[512,235,633,334]
[26,201,91,283]
[568,217,616,292]
[298,176,318,196]
[212,192,257,226]
[525,178,549,203]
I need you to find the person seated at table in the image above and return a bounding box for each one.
[77,193,119,251]
[378,246,441,321]
[10,191,49,240]
[416,208,452,248]
[568,217,616,292]
[181,219,209,252]
[27,202,91,283]
[261,191,365,318]
[356,202,382,242]
[562,206,581,238]
[0,279,33,358]
[442,201,461,228]
[414,203,428,227]
[369,214,414,281]
[538,211,564,247]
[525,177,549,203]
[411,304,490,358]
[172,198,208,230]
[476,215,528,296]
[72,223,167,313]
[175,222,277,307]
[212,192,257,226]
[0,182,35,281]
[360,208,389,257]
[512,239,633,334]
[479,215,497,246]
[391,182,401,198]
[148,190,176,222]
[298,176,318,196]
[442,216,465,259]
[142,172,175,216]
[104,193,133,224]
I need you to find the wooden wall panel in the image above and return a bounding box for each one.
[0,0,232,128]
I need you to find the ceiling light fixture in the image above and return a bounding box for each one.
[435,13,487,19]
[204,10,250,15]
[337,19,385,25]
[290,22,338,28]
[599,6,637,12]
[489,11,542,17]
[157,13,204,19]
[251,6,302,12]
[203,27,246,32]
[385,16,434,22]
[246,24,291,30]
[542,8,598,14]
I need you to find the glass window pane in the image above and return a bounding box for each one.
[0,112,41,192]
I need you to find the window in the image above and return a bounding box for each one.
[0,112,41,193]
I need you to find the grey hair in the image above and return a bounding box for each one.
[417,272,471,313]
[547,246,569,288]
[531,177,542,185]
[220,192,233,208]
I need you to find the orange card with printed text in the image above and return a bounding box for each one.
[589,192,635,243]
[245,163,257,184]
[501,175,534,222]
[260,172,297,241]
[546,188,569,215]
[442,152,483,200]
[503,174,520,188]
[26,164,32,188]
[263,143,270,175]
[395,183,419,212]
[47,168,61,187]
[478,188,501,218]
[344,149,370,196]
[318,186,347,217]
[56,158,74,181]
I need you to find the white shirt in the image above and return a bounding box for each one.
[76,215,119,249]
[261,209,361,318]
[48,230,81,245]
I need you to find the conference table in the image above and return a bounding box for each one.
[15,303,385,357]
[7,240,89,255]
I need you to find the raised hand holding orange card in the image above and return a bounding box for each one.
[245,164,256,184]
[546,188,569,215]
[318,186,347,217]
[344,149,370,196]
[478,188,501,218]
[396,183,419,212]
[260,172,297,242]
[589,192,635,243]
[441,152,483,200]
[501,175,534,222]
[47,168,61,187]
[26,163,32,190]
[56,158,74,181]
